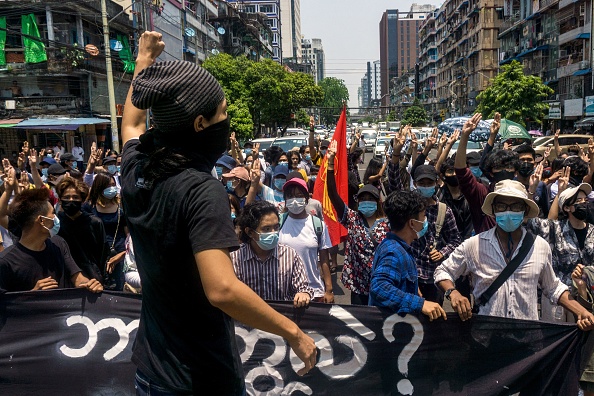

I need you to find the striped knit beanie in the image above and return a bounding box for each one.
[132,60,225,136]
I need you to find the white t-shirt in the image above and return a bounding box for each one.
[279,215,332,298]
[53,146,65,156]
[72,146,84,161]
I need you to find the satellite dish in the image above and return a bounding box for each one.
[184,27,196,37]
[217,27,226,35]
[211,49,220,55]
[85,44,99,56]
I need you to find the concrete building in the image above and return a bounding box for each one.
[359,75,370,110]
[429,0,502,118]
[379,4,435,110]
[280,0,301,62]
[417,9,439,121]
[301,37,324,83]
[228,0,282,62]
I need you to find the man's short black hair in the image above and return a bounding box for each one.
[237,201,279,244]
[484,149,520,174]
[551,157,565,173]
[384,190,426,231]
[9,188,50,230]
[564,156,589,181]
[439,157,455,176]
[514,143,535,159]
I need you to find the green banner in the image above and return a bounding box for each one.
[21,14,47,64]
[117,34,134,74]
[0,17,6,66]
[499,119,531,140]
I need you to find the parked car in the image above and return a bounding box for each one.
[271,136,309,153]
[361,129,378,152]
[531,134,593,160]
[373,137,393,160]
[250,138,276,153]
[285,128,307,136]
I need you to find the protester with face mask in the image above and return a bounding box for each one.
[231,200,313,307]
[279,177,334,303]
[221,166,251,207]
[119,31,316,395]
[369,189,447,321]
[526,180,594,323]
[438,158,473,240]
[85,172,128,291]
[0,188,103,293]
[348,147,364,185]
[435,179,594,328]
[55,177,106,284]
[214,154,237,181]
[83,147,122,191]
[256,163,289,205]
[326,141,390,305]
[454,113,521,233]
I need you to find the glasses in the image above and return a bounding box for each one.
[492,202,526,213]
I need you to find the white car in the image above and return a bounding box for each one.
[285,128,307,136]
[448,141,484,157]
[373,137,393,160]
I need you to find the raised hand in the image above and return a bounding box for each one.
[138,31,165,64]
[462,113,482,137]
[327,140,338,161]
[558,166,570,193]
[448,129,460,145]
[17,151,26,170]
[490,112,501,135]
[544,145,552,160]
[28,148,39,167]
[554,129,560,139]
[309,115,315,129]
[438,131,447,148]
[393,129,406,153]
[21,141,29,155]
[424,127,438,150]
[528,163,543,195]
[20,171,29,190]
[253,143,260,158]
[54,151,61,161]
[3,160,17,193]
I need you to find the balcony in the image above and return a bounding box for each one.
[0,95,80,116]
[557,59,585,78]
[559,0,580,9]
[559,25,590,45]
[205,0,218,17]
[540,0,559,8]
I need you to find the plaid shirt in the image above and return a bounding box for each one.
[526,218,594,287]
[387,162,463,281]
[369,232,424,314]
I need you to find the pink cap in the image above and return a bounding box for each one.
[283,177,308,192]
[222,166,250,182]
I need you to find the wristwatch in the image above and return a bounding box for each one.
[444,288,456,301]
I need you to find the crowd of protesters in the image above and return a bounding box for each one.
[2,31,594,395]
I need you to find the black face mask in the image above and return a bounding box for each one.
[492,170,515,183]
[569,176,583,187]
[61,200,82,217]
[194,117,231,169]
[572,203,589,221]
[518,162,535,178]
[444,175,459,186]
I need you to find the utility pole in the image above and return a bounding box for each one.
[101,0,120,153]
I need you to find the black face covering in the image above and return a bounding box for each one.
[518,162,535,178]
[444,175,459,186]
[62,200,82,217]
[572,203,589,221]
[569,176,583,187]
[492,170,515,183]
[193,117,231,170]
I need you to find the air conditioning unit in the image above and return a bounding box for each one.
[559,50,568,57]
[580,60,589,69]
[580,4,586,15]
[232,37,241,47]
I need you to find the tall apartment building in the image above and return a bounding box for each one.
[360,75,370,109]
[228,0,282,61]
[301,37,325,83]
[280,0,302,62]
[426,0,502,118]
[379,4,435,109]
[368,60,382,102]
[498,0,593,127]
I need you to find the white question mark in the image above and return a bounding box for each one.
[382,314,424,395]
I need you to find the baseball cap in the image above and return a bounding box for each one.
[283,176,308,192]
[47,163,67,175]
[216,154,238,170]
[102,156,117,165]
[273,164,289,177]
[222,166,249,182]
[466,152,481,165]
[61,153,76,161]
[558,183,592,210]
[40,157,57,166]
[357,184,380,200]
[413,165,438,182]
[320,140,330,148]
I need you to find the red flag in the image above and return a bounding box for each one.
[313,105,349,246]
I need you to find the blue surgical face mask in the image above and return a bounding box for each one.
[320,149,327,156]
[41,168,48,177]
[41,215,60,238]
[255,231,279,251]
[47,153,53,158]
[416,185,436,198]
[107,164,117,175]
[117,165,121,173]
[495,211,524,232]
[412,218,428,239]
[305,154,311,161]
[215,166,223,179]
[226,180,235,193]
[358,201,377,217]
[310,175,317,182]
[71,162,78,170]
[278,161,289,166]
[102,186,118,200]
[231,212,236,220]
[244,148,253,156]
[470,166,483,178]
[274,178,286,190]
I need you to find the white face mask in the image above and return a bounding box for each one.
[286,197,306,214]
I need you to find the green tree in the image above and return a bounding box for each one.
[202,53,249,103]
[228,99,254,141]
[318,77,349,125]
[401,98,427,126]
[477,61,553,127]
[386,110,397,122]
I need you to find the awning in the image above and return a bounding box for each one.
[13,117,110,130]
[573,68,592,76]
[535,45,549,51]
[577,33,591,40]
[576,117,594,126]
[518,48,537,57]
[0,118,23,126]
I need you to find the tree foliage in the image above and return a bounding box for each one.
[401,98,427,127]
[318,77,349,125]
[228,99,254,141]
[202,55,323,135]
[477,61,554,127]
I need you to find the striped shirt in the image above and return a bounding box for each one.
[231,243,313,301]
[434,227,568,321]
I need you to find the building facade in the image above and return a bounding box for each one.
[280,0,301,62]
[301,37,324,83]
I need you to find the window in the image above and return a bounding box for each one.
[244,5,256,13]
[259,4,275,13]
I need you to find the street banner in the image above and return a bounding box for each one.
[21,14,47,64]
[498,119,531,140]
[313,105,349,246]
[0,289,583,395]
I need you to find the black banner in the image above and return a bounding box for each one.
[0,290,585,395]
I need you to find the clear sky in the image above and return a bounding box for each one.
[301,0,419,110]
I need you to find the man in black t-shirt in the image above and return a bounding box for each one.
[0,188,103,293]
[120,32,316,396]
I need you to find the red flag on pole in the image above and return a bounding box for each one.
[313,105,349,246]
